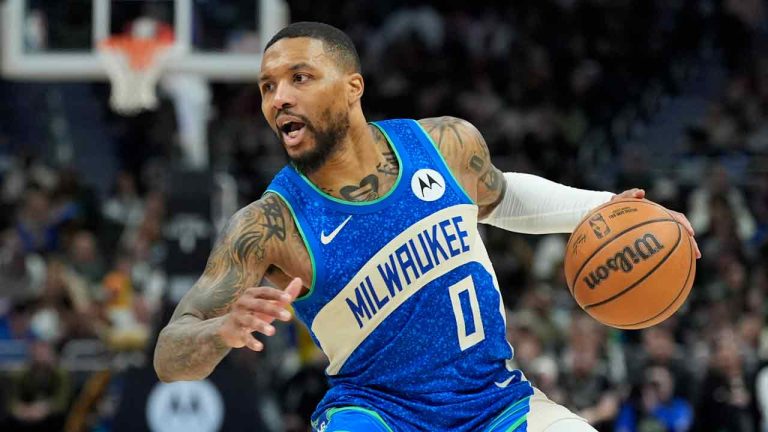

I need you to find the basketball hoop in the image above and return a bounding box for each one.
[98,18,176,115]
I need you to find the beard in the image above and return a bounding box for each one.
[280,108,350,176]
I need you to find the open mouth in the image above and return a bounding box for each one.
[280,121,307,146]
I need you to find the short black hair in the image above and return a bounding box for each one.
[265,22,361,73]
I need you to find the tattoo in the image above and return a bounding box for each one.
[155,194,289,381]
[340,174,379,201]
[469,155,485,173]
[420,116,466,150]
[204,196,286,305]
[480,169,501,191]
[260,195,286,243]
[228,198,284,262]
[376,151,399,176]
[231,210,267,263]
[419,116,504,214]
[156,317,231,381]
[383,151,397,165]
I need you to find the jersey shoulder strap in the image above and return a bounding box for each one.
[373,118,472,205]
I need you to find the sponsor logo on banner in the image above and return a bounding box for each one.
[146,380,224,432]
[165,213,212,254]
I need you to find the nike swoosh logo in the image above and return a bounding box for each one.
[494,376,514,388]
[320,216,352,245]
[495,359,517,388]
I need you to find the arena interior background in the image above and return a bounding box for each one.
[0,1,767,431]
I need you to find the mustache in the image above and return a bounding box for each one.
[275,110,314,131]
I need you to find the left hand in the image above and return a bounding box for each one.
[612,188,701,259]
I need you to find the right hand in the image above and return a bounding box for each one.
[217,277,303,351]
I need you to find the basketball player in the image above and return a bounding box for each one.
[154,22,700,431]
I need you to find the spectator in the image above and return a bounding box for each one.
[64,230,106,290]
[627,326,696,401]
[528,355,565,406]
[506,313,544,374]
[101,171,144,250]
[3,340,71,432]
[15,188,76,255]
[695,328,758,431]
[101,254,149,351]
[0,229,45,303]
[615,365,693,432]
[559,316,619,430]
[688,163,756,242]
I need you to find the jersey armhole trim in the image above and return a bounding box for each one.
[503,415,527,432]
[265,189,317,302]
[484,396,530,432]
[412,120,475,204]
[325,406,394,432]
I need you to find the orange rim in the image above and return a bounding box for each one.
[99,35,174,70]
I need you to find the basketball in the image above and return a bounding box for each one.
[564,199,696,330]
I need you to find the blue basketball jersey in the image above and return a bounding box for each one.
[265,119,533,431]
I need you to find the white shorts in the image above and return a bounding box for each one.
[527,387,598,432]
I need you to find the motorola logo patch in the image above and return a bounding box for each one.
[411,168,445,202]
[146,380,224,432]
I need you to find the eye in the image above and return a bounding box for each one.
[261,82,274,93]
[294,73,311,83]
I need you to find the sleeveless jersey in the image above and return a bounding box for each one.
[265,119,533,431]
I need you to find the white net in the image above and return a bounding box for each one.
[97,18,177,115]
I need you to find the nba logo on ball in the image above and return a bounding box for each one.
[411,169,445,201]
[588,214,611,239]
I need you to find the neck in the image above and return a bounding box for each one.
[305,111,388,194]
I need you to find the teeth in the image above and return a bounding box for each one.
[288,129,299,138]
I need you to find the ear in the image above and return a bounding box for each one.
[347,72,364,105]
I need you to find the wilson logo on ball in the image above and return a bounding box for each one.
[584,233,665,290]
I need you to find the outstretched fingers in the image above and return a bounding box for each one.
[235,297,291,322]
[243,334,263,351]
[284,277,304,302]
[235,313,275,336]
[669,210,701,259]
[231,278,305,352]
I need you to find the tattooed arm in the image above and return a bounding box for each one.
[153,194,302,382]
[419,116,623,234]
[418,117,504,219]
[417,116,702,251]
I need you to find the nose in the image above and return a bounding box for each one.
[271,81,296,111]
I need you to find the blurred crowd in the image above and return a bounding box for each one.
[0,1,767,431]
[0,159,166,430]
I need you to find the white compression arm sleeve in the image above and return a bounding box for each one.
[480,173,614,234]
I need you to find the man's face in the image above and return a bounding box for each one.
[644,367,674,403]
[259,37,352,174]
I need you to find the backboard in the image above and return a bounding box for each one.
[0,0,289,81]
